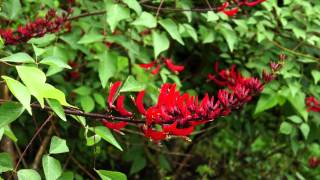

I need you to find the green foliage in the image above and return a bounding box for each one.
[1,0,320,179]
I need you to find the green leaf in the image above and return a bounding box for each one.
[311,70,320,84]
[93,126,123,151]
[42,155,62,180]
[49,136,69,154]
[279,122,293,135]
[120,76,145,92]
[2,76,32,114]
[96,169,127,180]
[132,12,157,28]
[2,0,21,20]
[300,123,310,140]
[218,23,237,52]
[130,156,146,175]
[32,44,46,57]
[287,115,302,124]
[86,135,101,146]
[98,51,117,88]
[17,66,46,107]
[181,24,198,42]
[80,96,95,113]
[159,19,184,45]
[122,0,142,15]
[73,86,92,96]
[152,31,169,58]
[17,169,41,180]
[94,93,107,108]
[77,30,104,44]
[47,99,67,121]
[0,53,34,63]
[207,11,219,22]
[106,4,130,32]
[4,126,18,142]
[0,102,24,128]
[40,56,71,69]
[0,152,13,173]
[254,94,278,115]
[287,92,308,121]
[28,34,56,46]
[57,171,74,180]
[42,84,70,107]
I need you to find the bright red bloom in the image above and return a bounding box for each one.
[243,0,267,7]
[309,156,320,168]
[306,96,320,112]
[108,81,122,109]
[164,59,185,73]
[136,91,147,115]
[102,119,128,131]
[0,9,72,45]
[139,61,156,69]
[151,64,161,75]
[163,121,194,136]
[115,95,132,116]
[222,7,239,16]
[143,127,167,141]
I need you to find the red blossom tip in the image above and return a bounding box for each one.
[115,95,133,116]
[108,81,122,109]
[136,91,147,115]
[102,119,128,131]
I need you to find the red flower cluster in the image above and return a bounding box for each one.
[309,156,320,168]
[218,0,267,16]
[306,96,320,112]
[139,58,184,75]
[102,62,281,142]
[0,9,72,45]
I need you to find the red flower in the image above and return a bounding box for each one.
[115,95,132,116]
[243,0,267,7]
[136,91,147,115]
[151,64,161,75]
[223,7,239,17]
[102,119,128,132]
[306,96,320,112]
[163,121,194,136]
[143,127,167,141]
[108,81,122,109]
[139,61,156,69]
[309,156,319,168]
[164,59,184,73]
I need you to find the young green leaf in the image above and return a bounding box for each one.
[98,51,117,88]
[2,76,32,114]
[152,31,169,58]
[17,169,41,180]
[122,0,142,15]
[95,169,127,180]
[0,52,34,63]
[300,123,310,140]
[106,4,130,32]
[132,12,157,28]
[120,76,145,92]
[49,136,69,154]
[0,102,25,128]
[40,56,71,69]
[80,96,95,113]
[159,19,184,45]
[93,126,123,151]
[47,99,67,121]
[0,152,13,173]
[42,155,62,180]
[279,122,293,135]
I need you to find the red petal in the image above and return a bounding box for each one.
[102,119,128,131]
[139,61,156,69]
[163,121,194,136]
[164,59,184,73]
[115,95,132,116]
[136,91,147,115]
[151,64,161,75]
[143,127,167,141]
[244,0,266,7]
[108,81,122,108]
[223,7,239,17]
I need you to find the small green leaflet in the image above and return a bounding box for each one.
[92,126,123,151]
[122,0,142,15]
[132,12,157,28]
[47,99,66,121]
[49,136,69,154]
[106,4,130,32]
[120,76,145,92]
[0,102,25,129]
[152,30,169,58]
[95,169,127,180]
[0,152,13,173]
[0,52,34,63]
[2,76,32,114]
[42,155,62,180]
[159,19,184,45]
[17,169,41,180]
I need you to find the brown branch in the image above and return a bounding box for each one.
[156,0,165,18]
[14,114,54,172]
[67,10,106,21]
[141,3,218,12]
[70,156,97,180]
[31,125,54,169]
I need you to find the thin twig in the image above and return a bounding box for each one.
[14,114,54,171]
[70,156,97,180]
[156,0,165,18]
